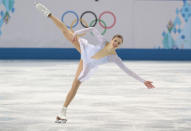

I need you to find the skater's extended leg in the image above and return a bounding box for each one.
[63,59,83,107]
[56,59,83,123]
[49,15,81,53]
[35,2,81,53]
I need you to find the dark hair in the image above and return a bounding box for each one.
[112,34,123,43]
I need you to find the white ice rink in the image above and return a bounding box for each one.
[0,60,191,131]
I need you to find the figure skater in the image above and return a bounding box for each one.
[35,2,155,124]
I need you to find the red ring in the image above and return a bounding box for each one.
[99,11,116,29]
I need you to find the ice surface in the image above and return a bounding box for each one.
[0,60,191,131]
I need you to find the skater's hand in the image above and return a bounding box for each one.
[72,35,78,43]
[144,81,155,89]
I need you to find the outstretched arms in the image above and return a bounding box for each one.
[73,27,105,43]
[73,27,95,35]
[111,55,155,89]
[113,56,146,83]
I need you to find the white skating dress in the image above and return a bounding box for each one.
[73,27,146,83]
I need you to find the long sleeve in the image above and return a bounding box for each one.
[111,55,146,83]
[74,27,105,43]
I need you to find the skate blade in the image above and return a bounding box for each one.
[55,119,67,124]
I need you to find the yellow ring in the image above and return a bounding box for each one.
[70,19,89,37]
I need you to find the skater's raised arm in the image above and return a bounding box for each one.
[73,27,95,35]
[73,27,105,43]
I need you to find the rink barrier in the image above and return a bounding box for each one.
[0,48,191,60]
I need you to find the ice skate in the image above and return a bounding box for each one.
[55,106,67,124]
[34,2,51,17]
[55,116,67,124]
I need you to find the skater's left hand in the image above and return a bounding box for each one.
[144,81,155,89]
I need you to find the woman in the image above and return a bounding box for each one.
[35,3,155,123]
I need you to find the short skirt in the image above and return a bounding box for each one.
[77,38,99,82]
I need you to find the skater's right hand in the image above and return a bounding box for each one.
[72,35,78,43]
[144,81,155,89]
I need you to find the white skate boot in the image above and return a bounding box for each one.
[55,106,67,124]
[55,114,67,124]
[34,2,51,17]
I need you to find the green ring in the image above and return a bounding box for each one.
[89,19,107,35]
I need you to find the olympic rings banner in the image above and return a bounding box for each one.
[0,0,190,49]
[61,10,116,35]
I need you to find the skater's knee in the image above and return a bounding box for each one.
[75,78,81,85]
[62,31,73,42]
[62,30,69,36]
[72,78,81,88]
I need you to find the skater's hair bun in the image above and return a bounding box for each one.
[112,34,123,44]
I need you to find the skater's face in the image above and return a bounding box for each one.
[111,37,123,49]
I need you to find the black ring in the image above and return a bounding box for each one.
[80,11,97,28]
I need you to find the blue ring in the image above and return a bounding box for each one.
[61,11,79,29]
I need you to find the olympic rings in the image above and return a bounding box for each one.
[71,19,89,37]
[61,10,79,28]
[61,10,116,32]
[99,11,116,29]
[80,11,97,28]
[90,19,107,35]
